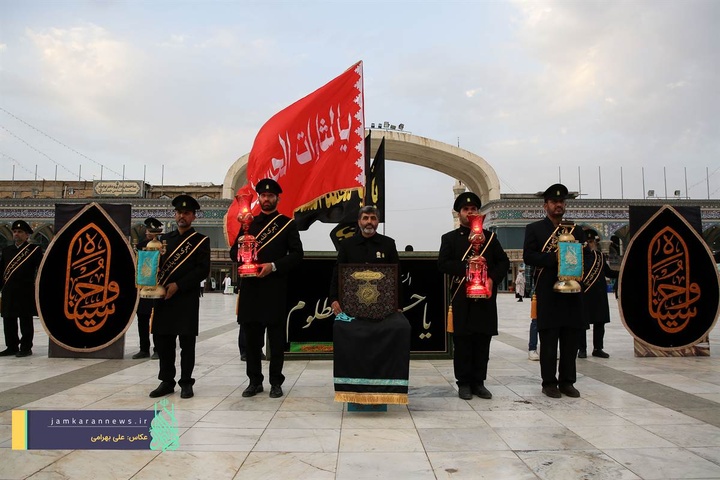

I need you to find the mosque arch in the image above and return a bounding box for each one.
[223,130,501,204]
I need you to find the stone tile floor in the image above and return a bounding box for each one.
[0,293,719,479]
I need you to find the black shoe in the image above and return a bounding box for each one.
[149,382,175,398]
[578,350,587,358]
[0,348,19,357]
[559,384,580,397]
[180,385,194,399]
[517,299,523,302]
[242,384,263,397]
[240,353,247,362]
[542,386,562,398]
[592,349,610,358]
[269,385,283,398]
[458,385,472,400]
[151,351,159,360]
[132,350,150,359]
[16,350,32,357]
[472,384,492,399]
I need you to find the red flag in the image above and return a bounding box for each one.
[226,61,365,245]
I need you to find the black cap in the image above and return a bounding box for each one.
[172,195,201,212]
[585,228,599,241]
[255,178,282,195]
[144,217,163,229]
[542,183,569,201]
[11,220,33,234]
[453,192,482,212]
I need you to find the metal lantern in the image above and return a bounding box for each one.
[236,193,259,277]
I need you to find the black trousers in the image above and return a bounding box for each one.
[243,322,285,386]
[538,327,580,388]
[452,332,492,387]
[153,333,196,387]
[579,323,606,351]
[136,312,153,353]
[2,315,33,352]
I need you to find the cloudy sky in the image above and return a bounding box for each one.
[1,0,718,250]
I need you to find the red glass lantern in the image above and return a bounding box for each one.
[465,213,491,299]
[236,193,259,277]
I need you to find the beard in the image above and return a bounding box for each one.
[261,200,277,212]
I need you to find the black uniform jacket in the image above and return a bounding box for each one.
[582,250,618,325]
[1,242,43,317]
[328,232,400,304]
[438,227,509,336]
[523,217,584,330]
[152,228,210,336]
[231,212,304,327]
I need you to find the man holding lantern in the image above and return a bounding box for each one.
[523,183,585,399]
[231,178,304,399]
[438,192,509,400]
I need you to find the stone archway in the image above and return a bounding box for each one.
[223,130,500,203]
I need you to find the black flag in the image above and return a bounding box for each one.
[364,136,385,219]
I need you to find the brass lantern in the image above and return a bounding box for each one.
[136,227,167,299]
[553,221,583,293]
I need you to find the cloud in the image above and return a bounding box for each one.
[25,24,139,123]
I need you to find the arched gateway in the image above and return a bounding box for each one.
[222,130,500,203]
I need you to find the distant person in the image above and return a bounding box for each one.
[579,229,618,359]
[149,195,210,399]
[231,179,303,399]
[438,192,509,400]
[132,217,163,360]
[0,221,43,357]
[200,278,206,297]
[523,184,584,398]
[515,268,526,302]
[223,274,232,294]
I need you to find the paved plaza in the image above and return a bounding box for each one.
[1,292,719,479]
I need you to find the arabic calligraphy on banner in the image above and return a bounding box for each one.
[648,226,701,333]
[619,205,720,350]
[284,256,447,355]
[37,203,138,352]
[64,224,120,333]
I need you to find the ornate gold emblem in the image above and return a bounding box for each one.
[648,226,701,333]
[356,283,380,305]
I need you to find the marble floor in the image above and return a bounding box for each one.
[1,293,719,480]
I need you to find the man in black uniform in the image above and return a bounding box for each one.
[438,192,509,400]
[149,195,210,399]
[523,184,584,398]
[1,220,43,357]
[579,228,618,359]
[132,217,162,360]
[231,179,303,399]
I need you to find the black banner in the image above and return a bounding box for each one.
[619,205,719,349]
[285,255,447,355]
[364,136,385,219]
[37,203,138,352]
[293,189,363,231]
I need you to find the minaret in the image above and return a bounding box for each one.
[452,180,466,229]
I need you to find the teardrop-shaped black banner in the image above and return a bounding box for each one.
[619,205,720,349]
[36,203,138,352]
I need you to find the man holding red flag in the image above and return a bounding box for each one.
[230,179,304,399]
[226,61,365,245]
